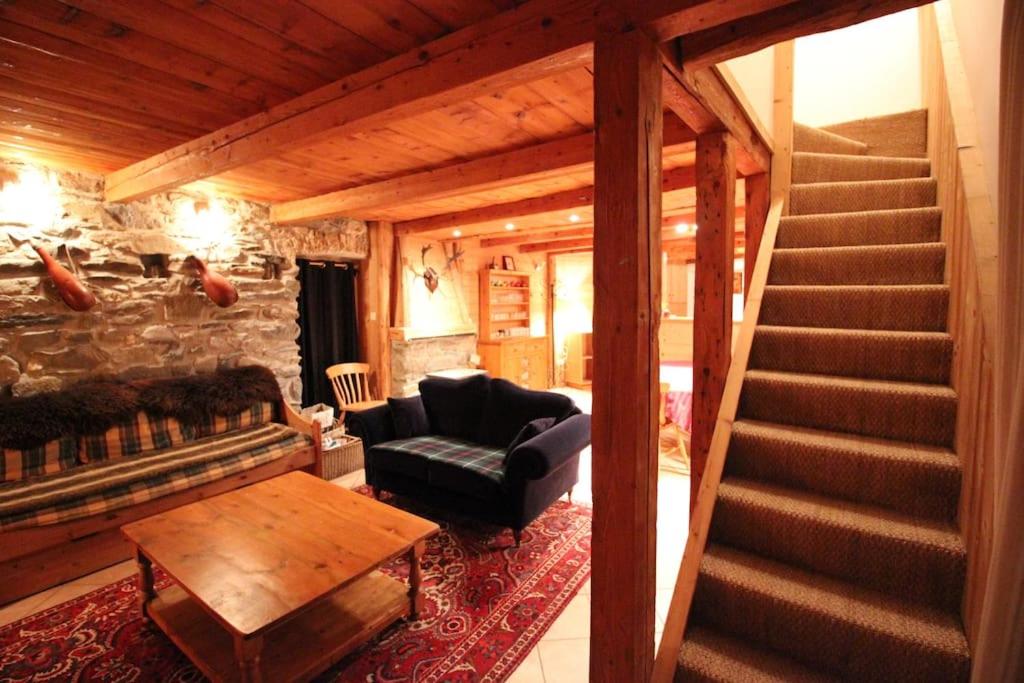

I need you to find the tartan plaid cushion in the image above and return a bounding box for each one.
[80,412,193,464]
[0,423,310,531]
[1,437,78,483]
[194,401,277,438]
[382,436,507,484]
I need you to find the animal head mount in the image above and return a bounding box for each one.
[7,233,96,312]
[409,241,465,294]
[184,255,239,308]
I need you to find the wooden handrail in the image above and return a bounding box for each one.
[651,195,784,683]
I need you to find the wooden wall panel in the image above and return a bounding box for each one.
[919,3,999,650]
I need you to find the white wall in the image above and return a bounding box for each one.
[793,9,923,126]
[947,0,1004,212]
[724,47,775,134]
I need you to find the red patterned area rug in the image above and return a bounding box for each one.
[0,490,591,682]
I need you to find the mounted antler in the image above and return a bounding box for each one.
[8,234,96,311]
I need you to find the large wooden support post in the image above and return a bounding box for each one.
[590,22,662,683]
[744,173,770,300]
[692,132,737,506]
[358,221,394,398]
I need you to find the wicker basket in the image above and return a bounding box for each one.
[321,430,364,480]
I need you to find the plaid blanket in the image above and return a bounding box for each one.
[382,436,506,484]
[1,437,78,483]
[80,412,193,463]
[0,423,309,531]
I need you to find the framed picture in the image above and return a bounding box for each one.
[502,255,517,271]
[733,270,743,294]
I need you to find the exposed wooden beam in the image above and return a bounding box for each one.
[105,0,819,203]
[519,236,596,253]
[692,130,737,508]
[482,226,593,248]
[394,154,695,234]
[274,118,695,224]
[356,221,394,398]
[661,54,772,174]
[590,25,661,683]
[680,0,934,70]
[744,173,769,301]
[105,0,600,202]
[518,230,745,253]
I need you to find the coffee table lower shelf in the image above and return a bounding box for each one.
[148,570,409,683]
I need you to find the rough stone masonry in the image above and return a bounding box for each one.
[0,159,367,402]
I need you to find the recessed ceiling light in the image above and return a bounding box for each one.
[674,223,687,234]
[568,214,580,223]
[505,223,515,231]
[452,229,462,238]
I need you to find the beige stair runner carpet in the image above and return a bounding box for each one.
[675,118,971,682]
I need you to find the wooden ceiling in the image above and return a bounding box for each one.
[0,0,931,251]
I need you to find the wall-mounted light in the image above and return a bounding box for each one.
[0,166,61,231]
[674,223,687,234]
[568,214,580,223]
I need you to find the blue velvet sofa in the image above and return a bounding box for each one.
[347,375,590,545]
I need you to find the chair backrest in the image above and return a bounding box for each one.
[326,362,373,408]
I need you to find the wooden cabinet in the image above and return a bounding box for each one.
[478,337,549,390]
[479,269,532,342]
[565,332,593,388]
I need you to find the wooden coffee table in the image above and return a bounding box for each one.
[121,471,439,683]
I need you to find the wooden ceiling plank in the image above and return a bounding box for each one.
[299,0,446,52]
[680,0,934,70]
[209,0,389,69]
[0,21,261,118]
[472,83,588,141]
[69,0,333,90]
[270,130,596,223]
[105,0,601,202]
[0,77,205,139]
[0,97,185,149]
[0,41,242,132]
[401,0,503,29]
[633,0,800,42]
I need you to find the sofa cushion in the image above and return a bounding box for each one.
[504,417,556,463]
[477,379,576,448]
[368,435,506,499]
[1,437,78,483]
[80,412,193,464]
[194,401,277,438]
[418,375,490,440]
[0,423,310,531]
[388,396,430,439]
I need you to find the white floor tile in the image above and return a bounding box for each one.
[538,639,590,683]
[541,592,590,641]
[506,646,546,683]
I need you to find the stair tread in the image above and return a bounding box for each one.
[699,544,969,660]
[772,242,945,256]
[793,123,869,155]
[744,368,957,399]
[755,325,952,343]
[679,625,838,683]
[792,151,930,164]
[717,477,965,558]
[733,418,956,461]
[793,177,937,190]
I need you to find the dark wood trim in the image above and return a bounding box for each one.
[590,23,662,683]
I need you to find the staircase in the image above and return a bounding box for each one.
[674,116,971,681]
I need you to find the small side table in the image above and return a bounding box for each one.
[321,429,363,480]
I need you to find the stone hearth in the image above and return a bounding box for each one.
[390,333,477,396]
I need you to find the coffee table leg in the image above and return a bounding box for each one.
[407,540,426,619]
[134,547,156,621]
[235,635,264,683]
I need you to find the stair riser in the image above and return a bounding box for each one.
[739,377,957,447]
[790,180,936,215]
[794,124,868,155]
[760,287,949,332]
[691,573,970,682]
[727,430,961,521]
[768,246,946,286]
[777,209,942,249]
[750,329,953,383]
[710,495,965,612]
[793,154,930,183]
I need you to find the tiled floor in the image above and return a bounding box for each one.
[0,390,690,683]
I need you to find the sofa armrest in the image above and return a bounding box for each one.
[281,400,324,476]
[345,402,396,450]
[505,413,591,481]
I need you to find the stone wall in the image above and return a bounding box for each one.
[0,159,367,402]
[390,333,477,396]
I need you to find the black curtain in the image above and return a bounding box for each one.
[296,259,360,410]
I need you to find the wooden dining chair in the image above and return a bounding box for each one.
[326,363,386,418]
